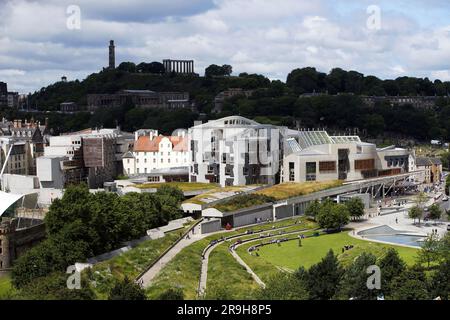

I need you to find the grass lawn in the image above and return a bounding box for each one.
[184,185,258,205]
[87,221,196,299]
[135,182,218,192]
[243,231,418,279]
[146,216,316,299]
[256,181,343,201]
[0,274,12,298]
[206,244,259,299]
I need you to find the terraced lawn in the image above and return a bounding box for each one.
[146,217,315,299]
[238,231,418,281]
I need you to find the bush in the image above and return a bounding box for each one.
[108,277,147,300]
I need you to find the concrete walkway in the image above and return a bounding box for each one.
[139,223,210,287]
[350,193,448,239]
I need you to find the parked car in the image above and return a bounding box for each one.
[443,196,449,201]
[447,224,450,231]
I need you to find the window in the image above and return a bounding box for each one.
[207,165,214,174]
[305,162,316,181]
[289,162,295,182]
[355,159,375,170]
[319,161,336,172]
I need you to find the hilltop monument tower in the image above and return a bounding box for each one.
[109,40,115,69]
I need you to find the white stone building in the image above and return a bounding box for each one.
[122,130,189,176]
[282,130,414,183]
[189,116,285,187]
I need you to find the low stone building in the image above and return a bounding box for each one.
[87,90,191,111]
[415,157,442,184]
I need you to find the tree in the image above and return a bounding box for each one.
[316,202,350,231]
[257,272,308,300]
[222,64,232,76]
[117,62,136,73]
[417,234,441,268]
[345,197,365,221]
[428,204,442,223]
[305,199,321,220]
[157,288,185,300]
[336,252,378,300]
[204,64,233,77]
[429,259,450,299]
[378,248,406,296]
[108,277,147,300]
[389,267,429,300]
[286,67,325,94]
[305,250,343,300]
[408,206,423,225]
[136,62,165,74]
[414,192,428,209]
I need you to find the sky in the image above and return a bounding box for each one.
[0,0,449,94]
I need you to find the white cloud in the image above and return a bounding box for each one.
[0,0,449,93]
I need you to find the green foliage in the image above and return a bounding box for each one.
[428,203,442,221]
[336,252,378,300]
[12,184,184,294]
[417,234,442,268]
[256,272,308,300]
[429,259,450,299]
[304,249,343,300]
[9,272,95,300]
[344,197,365,220]
[305,199,321,219]
[156,287,185,300]
[108,277,147,300]
[213,194,276,213]
[408,206,423,224]
[445,175,450,196]
[316,202,350,230]
[205,64,232,77]
[389,266,430,300]
[378,248,406,296]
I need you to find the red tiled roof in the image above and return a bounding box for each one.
[133,135,187,152]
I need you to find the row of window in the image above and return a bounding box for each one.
[129,158,188,164]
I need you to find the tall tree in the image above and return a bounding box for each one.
[305,250,343,300]
[345,197,365,221]
[336,252,378,300]
[378,248,406,296]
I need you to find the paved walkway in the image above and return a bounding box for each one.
[139,223,211,287]
[350,193,448,239]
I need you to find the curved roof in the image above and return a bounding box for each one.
[0,191,24,217]
[194,116,260,128]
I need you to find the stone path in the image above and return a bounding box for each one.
[138,223,209,287]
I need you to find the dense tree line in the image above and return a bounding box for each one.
[10,184,184,295]
[5,66,450,141]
